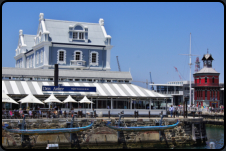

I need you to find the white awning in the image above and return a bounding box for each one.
[2,80,171,98]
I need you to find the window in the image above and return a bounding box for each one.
[76,52,80,60]
[40,50,43,63]
[107,80,111,83]
[199,77,201,84]
[57,49,66,64]
[36,52,39,64]
[212,77,214,83]
[75,79,80,81]
[205,90,207,97]
[205,77,207,83]
[74,50,83,60]
[79,33,84,39]
[90,51,99,66]
[92,53,96,63]
[73,32,78,39]
[70,25,85,40]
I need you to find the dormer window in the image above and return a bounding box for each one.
[69,24,88,42]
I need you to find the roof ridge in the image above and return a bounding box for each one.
[44,19,99,25]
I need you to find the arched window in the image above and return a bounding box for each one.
[74,50,83,60]
[57,49,66,64]
[205,77,207,83]
[212,77,214,83]
[70,25,85,40]
[90,51,99,66]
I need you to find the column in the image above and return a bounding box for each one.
[33,50,36,68]
[149,99,152,111]
[44,45,49,68]
[111,98,113,109]
[91,97,93,110]
[130,98,132,110]
[106,49,111,70]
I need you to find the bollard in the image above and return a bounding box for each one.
[193,112,195,118]
[134,111,136,118]
[209,142,215,149]
[108,110,110,119]
[149,111,150,118]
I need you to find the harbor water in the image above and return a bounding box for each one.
[174,125,224,149]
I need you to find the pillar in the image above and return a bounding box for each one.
[91,97,93,110]
[111,98,113,109]
[130,98,132,110]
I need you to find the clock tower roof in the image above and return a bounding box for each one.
[202,53,214,61]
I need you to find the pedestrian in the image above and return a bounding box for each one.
[169,105,174,118]
[175,106,179,117]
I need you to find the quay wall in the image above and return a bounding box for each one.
[2,117,207,148]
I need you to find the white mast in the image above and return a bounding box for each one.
[179,33,200,106]
[189,33,192,106]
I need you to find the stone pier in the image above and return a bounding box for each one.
[2,117,207,149]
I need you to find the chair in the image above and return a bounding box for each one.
[42,112,47,118]
[2,111,7,119]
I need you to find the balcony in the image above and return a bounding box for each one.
[70,60,86,68]
[194,83,219,87]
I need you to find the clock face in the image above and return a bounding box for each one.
[208,60,212,65]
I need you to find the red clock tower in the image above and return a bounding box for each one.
[193,53,220,108]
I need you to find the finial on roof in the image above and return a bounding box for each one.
[19,30,23,36]
[39,13,44,21]
[99,18,104,26]
[207,48,209,54]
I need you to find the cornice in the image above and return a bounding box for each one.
[32,41,52,51]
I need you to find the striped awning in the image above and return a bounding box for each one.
[2,80,170,98]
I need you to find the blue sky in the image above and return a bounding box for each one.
[2,2,224,88]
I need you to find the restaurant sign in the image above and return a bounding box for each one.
[42,85,96,92]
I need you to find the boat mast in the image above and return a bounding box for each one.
[189,33,192,106]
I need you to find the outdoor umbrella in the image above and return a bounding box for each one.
[78,96,94,116]
[62,95,78,103]
[18,94,44,104]
[18,93,44,110]
[43,94,62,103]
[62,95,78,109]
[2,91,19,106]
[43,94,62,109]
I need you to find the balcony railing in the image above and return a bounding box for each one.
[70,60,86,67]
[194,83,219,87]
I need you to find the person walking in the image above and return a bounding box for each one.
[169,105,174,118]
